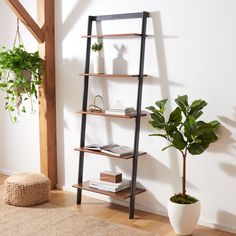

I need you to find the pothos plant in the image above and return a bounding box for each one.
[91,42,103,52]
[0,45,44,122]
[146,95,220,204]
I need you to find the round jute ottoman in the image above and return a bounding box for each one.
[5,173,50,207]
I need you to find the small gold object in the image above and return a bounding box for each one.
[89,95,104,112]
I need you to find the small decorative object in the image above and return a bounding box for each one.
[88,95,104,112]
[100,171,122,183]
[146,95,220,235]
[0,18,44,122]
[91,42,104,74]
[5,172,50,207]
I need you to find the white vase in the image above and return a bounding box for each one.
[93,52,104,74]
[168,199,200,235]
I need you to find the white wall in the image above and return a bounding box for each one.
[0,0,40,174]
[56,0,236,233]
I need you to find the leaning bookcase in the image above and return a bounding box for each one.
[73,11,150,219]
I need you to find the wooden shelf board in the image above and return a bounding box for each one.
[81,33,143,38]
[78,111,147,119]
[79,73,147,78]
[75,147,146,160]
[72,181,145,200]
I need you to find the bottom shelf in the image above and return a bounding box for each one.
[72,181,145,200]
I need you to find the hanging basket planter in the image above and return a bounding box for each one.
[0,18,44,122]
[0,45,44,122]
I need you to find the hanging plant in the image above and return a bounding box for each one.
[0,44,44,122]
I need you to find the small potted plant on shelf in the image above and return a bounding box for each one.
[0,45,44,122]
[146,95,220,235]
[91,42,104,74]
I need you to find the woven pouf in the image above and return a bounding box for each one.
[5,173,50,207]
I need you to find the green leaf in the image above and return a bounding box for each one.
[149,133,167,139]
[190,99,207,113]
[171,130,187,150]
[155,99,168,113]
[175,95,189,116]
[184,115,197,141]
[146,106,156,112]
[165,124,176,136]
[191,110,203,119]
[162,144,174,151]
[209,120,221,131]
[197,132,218,144]
[168,107,182,126]
[194,122,214,137]
[151,112,165,123]
[188,143,206,155]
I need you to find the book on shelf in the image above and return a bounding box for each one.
[89,179,130,192]
[105,107,136,116]
[84,144,135,157]
[101,145,134,157]
[84,144,118,151]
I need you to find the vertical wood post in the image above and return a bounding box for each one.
[5,0,57,189]
[37,0,57,189]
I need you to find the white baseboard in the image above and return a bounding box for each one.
[0,169,15,176]
[198,219,236,234]
[58,184,236,234]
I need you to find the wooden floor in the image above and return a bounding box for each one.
[0,174,234,236]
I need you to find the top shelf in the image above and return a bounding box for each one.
[79,73,147,78]
[81,33,146,38]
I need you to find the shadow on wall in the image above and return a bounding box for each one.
[217,211,236,233]
[210,116,236,154]
[56,0,92,186]
[102,11,185,198]
[113,44,128,74]
[219,162,236,178]
[149,11,183,195]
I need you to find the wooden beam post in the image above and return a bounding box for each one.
[4,0,57,189]
[37,0,57,189]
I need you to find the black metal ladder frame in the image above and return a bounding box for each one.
[77,11,149,219]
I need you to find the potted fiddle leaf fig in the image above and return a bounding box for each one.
[0,45,44,122]
[146,95,220,235]
[91,42,104,74]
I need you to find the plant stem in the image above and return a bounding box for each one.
[182,147,187,197]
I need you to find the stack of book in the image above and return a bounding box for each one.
[84,144,134,157]
[105,107,136,116]
[89,171,130,192]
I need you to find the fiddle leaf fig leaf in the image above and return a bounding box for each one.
[168,107,182,126]
[149,112,166,129]
[146,106,156,112]
[194,122,215,137]
[155,99,168,113]
[188,143,206,155]
[162,144,174,151]
[149,134,167,139]
[190,99,207,112]
[209,120,221,131]
[171,130,187,150]
[175,95,189,116]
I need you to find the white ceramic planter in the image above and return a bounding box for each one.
[93,53,104,74]
[168,199,200,235]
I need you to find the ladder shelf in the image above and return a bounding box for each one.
[74,11,149,219]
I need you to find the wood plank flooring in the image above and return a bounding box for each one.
[0,174,234,236]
